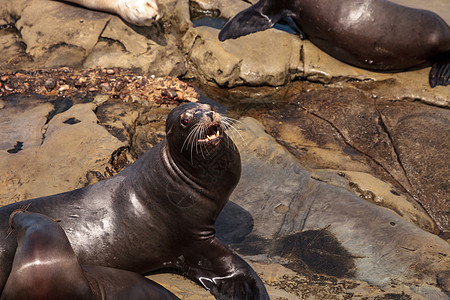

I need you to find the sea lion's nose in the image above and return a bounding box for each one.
[206,111,214,121]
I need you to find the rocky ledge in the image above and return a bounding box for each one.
[1,80,449,298]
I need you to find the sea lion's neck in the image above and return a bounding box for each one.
[165,136,241,203]
[162,143,214,200]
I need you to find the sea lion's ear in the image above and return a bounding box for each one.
[166,128,173,138]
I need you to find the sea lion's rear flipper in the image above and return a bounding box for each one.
[429,56,450,87]
[1,210,94,300]
[219,1,287,41]
[177,238,269,299]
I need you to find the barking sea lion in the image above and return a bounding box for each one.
[0,103,269,299]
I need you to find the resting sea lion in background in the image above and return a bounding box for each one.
[0,103,269,299]
[1,209,179,300]
[218,0,450,88]
[62,0,160,26]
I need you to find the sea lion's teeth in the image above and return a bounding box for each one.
[198,130,220,143]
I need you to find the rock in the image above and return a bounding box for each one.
[0,97,125,203]
[258,87,448,234]
[0,0,187,76]
[221,117,450,299]
[313,169,435,233]
[0,94,448,298]
[16,0,108,62]
[183,25,302,87]
[148,260,437,299]
[378,101,450,235]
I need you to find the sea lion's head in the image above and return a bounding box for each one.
[165,102,241,200]
[166,103,226,158]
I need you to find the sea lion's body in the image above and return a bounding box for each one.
[219,0,450,87]
[0,103,268,299]
[1,210,178,300]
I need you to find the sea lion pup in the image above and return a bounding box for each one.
[62,0,160,26]
[218,0,450,87]
[0,103,269,299]
[1,209,179,300]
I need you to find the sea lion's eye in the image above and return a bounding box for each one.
[180,118,189,127]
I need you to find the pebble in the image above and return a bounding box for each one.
[58,84,70,92]
[115,81,125,91]
[100,82,112,91]
[161,88,178,98]
[15,73,27,78]
[44,78,57,90]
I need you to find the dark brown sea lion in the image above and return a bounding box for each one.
[218,0,450,87]
[0,103,269,299]
[1,209,179,300]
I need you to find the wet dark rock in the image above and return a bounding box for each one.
[94,96,176,158]
[46,97,74,124]
[109,146,133,173]
[131,107,172,157]
[260,87,443,234]
[62,117,81,125]
[377,101,450,234]
[271,230,356,278]
[226,228,357,278]
[6,141,24,154]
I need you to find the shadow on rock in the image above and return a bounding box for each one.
[216,202,356,278]
[216,201,254,245]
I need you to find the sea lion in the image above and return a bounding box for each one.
[62,0,160,26]
[0,103,269,299]
[1,209,179,300]
[218,0,450,87]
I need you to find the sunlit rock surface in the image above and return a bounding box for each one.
[0,0,449,298]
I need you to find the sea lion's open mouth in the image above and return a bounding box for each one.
[197,124,222,145]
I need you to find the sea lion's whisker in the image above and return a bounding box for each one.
[221,118,245,143]
[199,123,208,158]
[182,123,200,152]
[190,124,201,162]
[182,130,195,152]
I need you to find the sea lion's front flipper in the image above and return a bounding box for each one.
[429,56,450,87]
[219,1,286,41]
[1,210,95,300]
[178,238,269,299]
